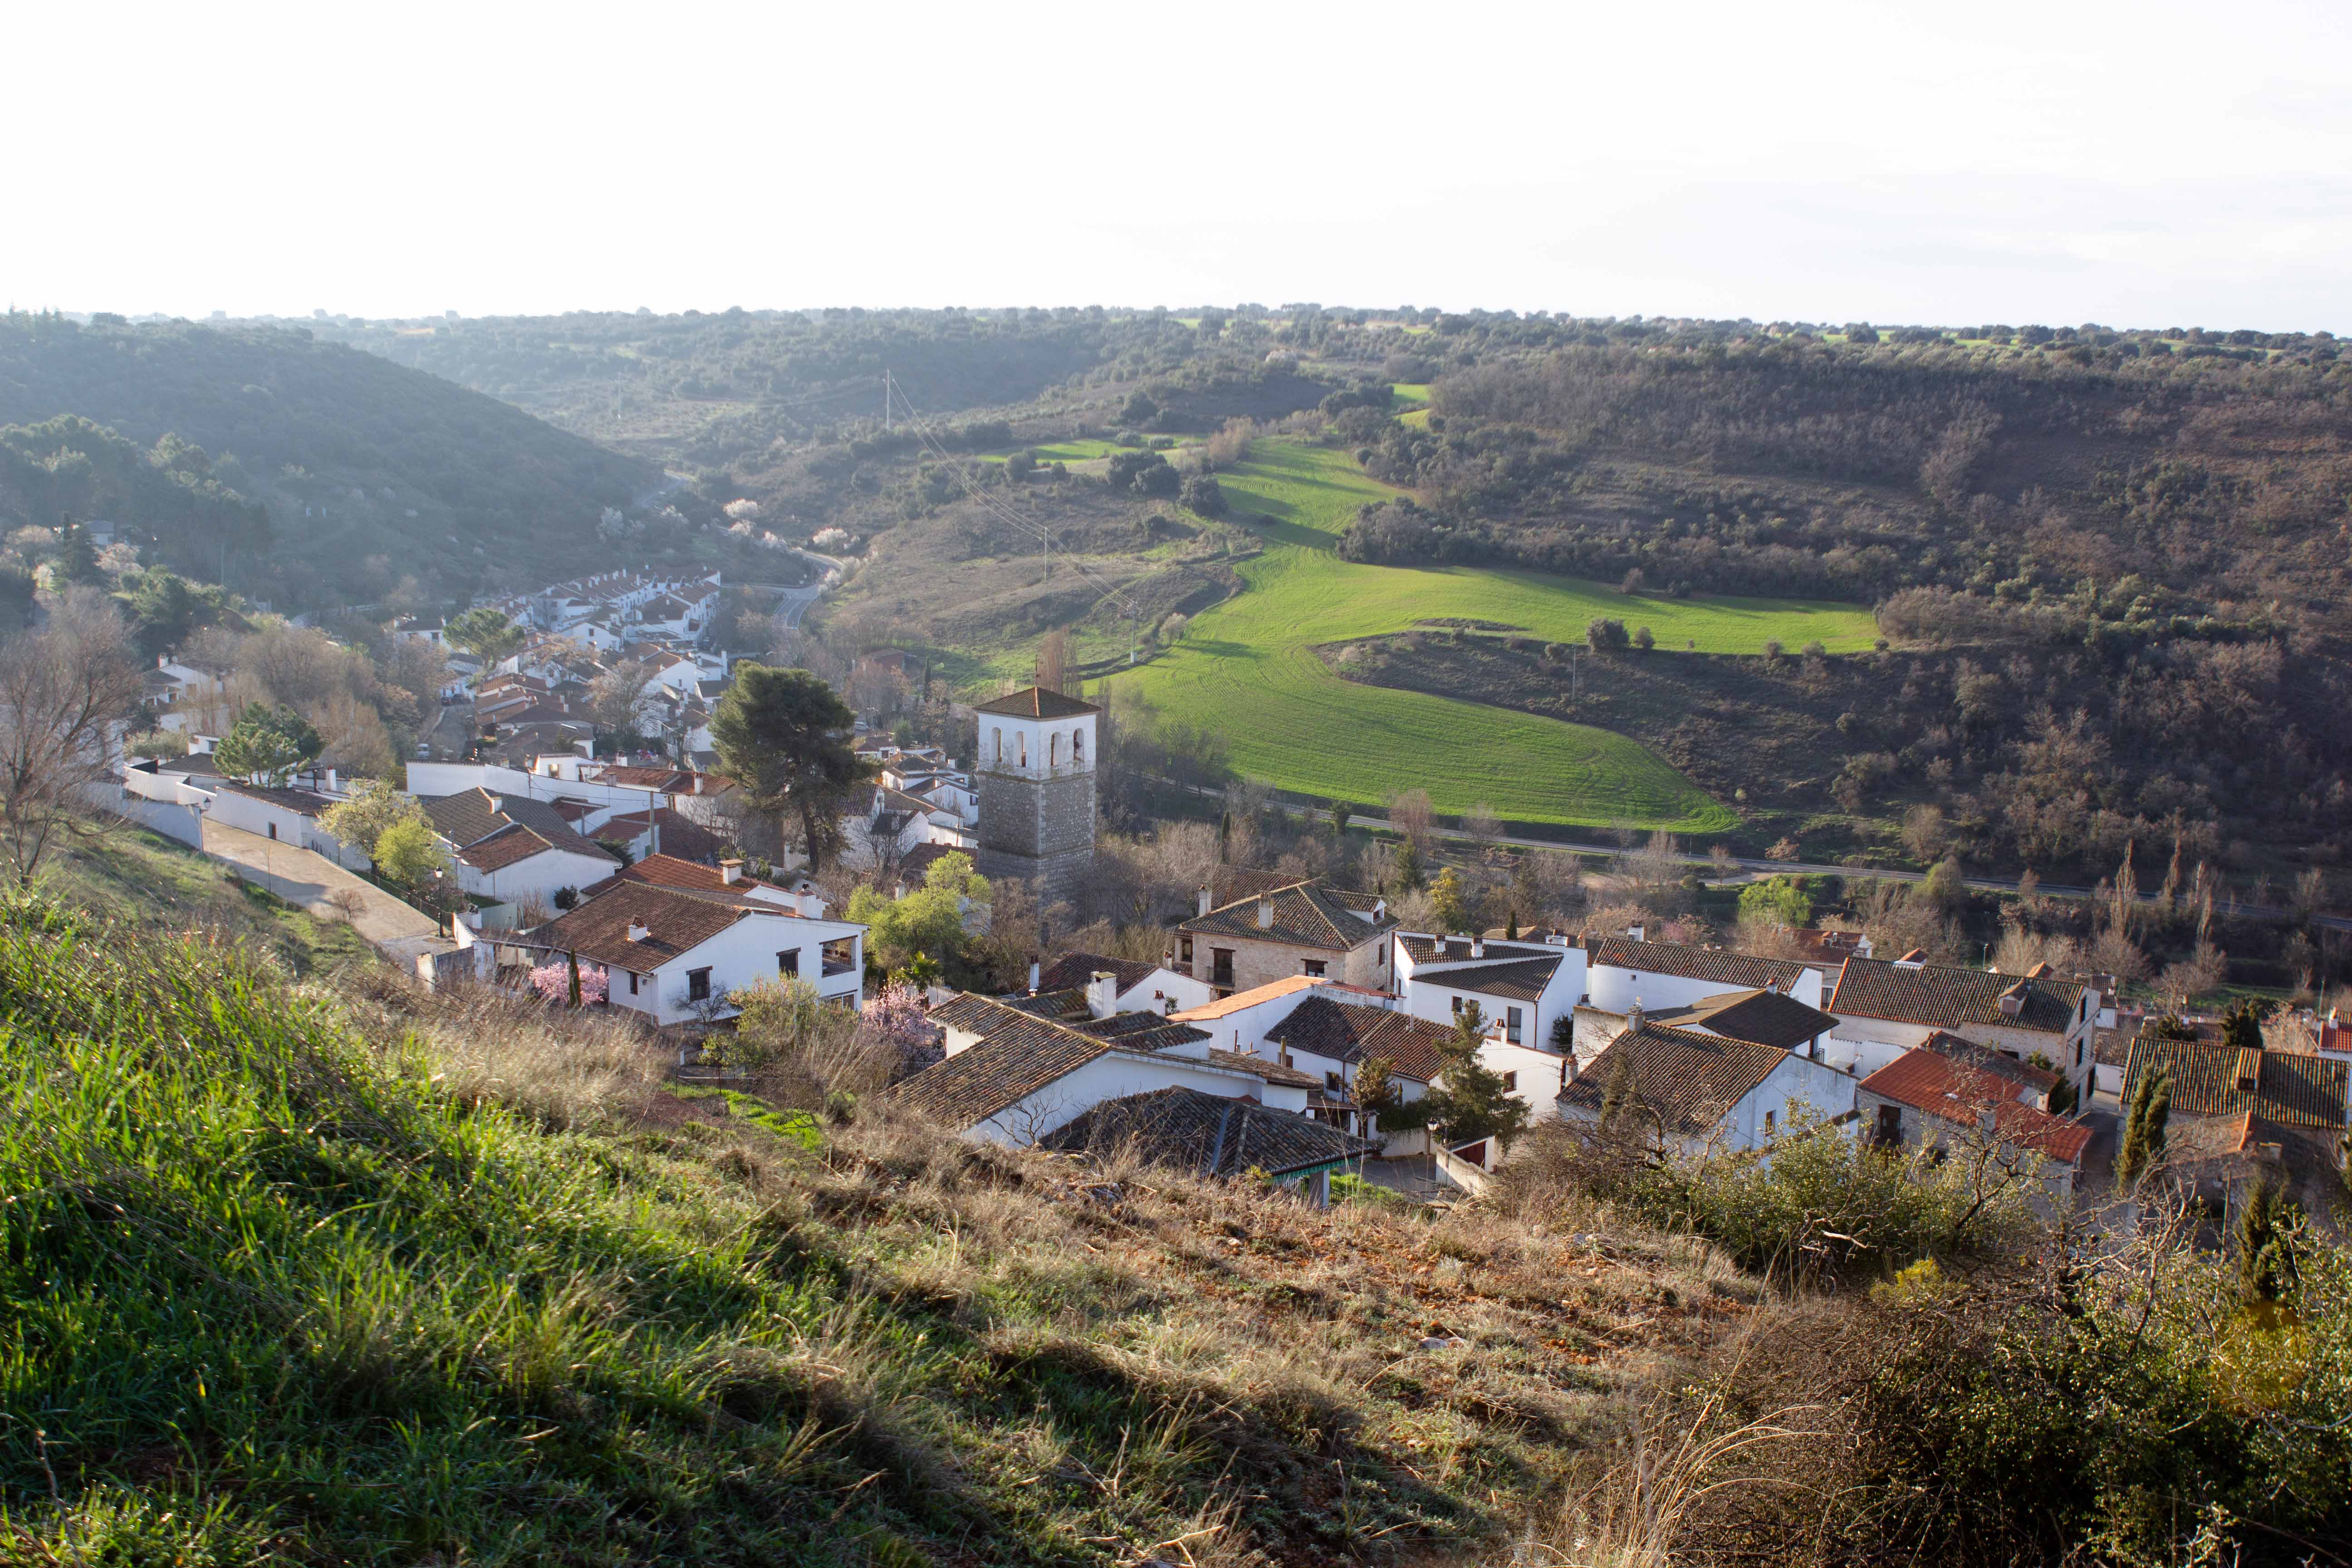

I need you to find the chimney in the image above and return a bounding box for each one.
[1470,936,1485,959]
[1626,922,1645,943]
[2024,960,2051,979]
[626,919,652,943]
[720,858,743,885]
[1087,970,1118,1020]
[1373,897,1387,921]
[1027,959,1041,995]
[1627,999,1645,1032]
[1996,980,2027,1018]
[1256,897,1274,930]
[1197,884,1214,917]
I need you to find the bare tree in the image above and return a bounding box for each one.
[0,588,145,886]
[1465,803,1504,858]
[1387,787,1434,852]
[588,658,660,738]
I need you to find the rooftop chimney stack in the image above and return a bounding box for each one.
[1027,959,1041,995]
[1087,970,1118,1020]
[720,858,743,885]
[626,920,651,943]
[1470,936,1485,959]
[1198,885,1214,918]
[1256,897,1274,930]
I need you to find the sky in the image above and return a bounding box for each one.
[10,0,2352,332]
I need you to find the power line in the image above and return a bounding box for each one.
[882,370,1138,618]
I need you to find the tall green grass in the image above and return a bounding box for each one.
[0,901,1565,1563]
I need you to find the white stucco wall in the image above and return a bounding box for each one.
[966,1051,1266,1145]
[600,911,864,1026]
[457,846,621,911]
[1586,958,1827,1014]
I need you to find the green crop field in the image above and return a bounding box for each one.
[1391,382,1432,406]
[1109,441,1878,829]
[980,438,1200,464]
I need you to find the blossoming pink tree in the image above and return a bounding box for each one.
[529,958,609,1006]
[853,981,942,1080]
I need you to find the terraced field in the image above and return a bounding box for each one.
[1110,441,1878,829]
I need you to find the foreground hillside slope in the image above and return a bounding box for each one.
[0,902,1735,1565]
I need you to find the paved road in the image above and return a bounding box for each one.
[765,549,846,630]
[200,820,437,943]
[1156,777,2348,932]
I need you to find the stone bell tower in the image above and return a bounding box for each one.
[972,685,1098,903]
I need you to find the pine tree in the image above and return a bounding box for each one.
[1505,908,1520,941]
[1392,838,1424,892]
[1416,1002,1530,1147]
[56,513,101,587]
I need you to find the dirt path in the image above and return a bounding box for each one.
[200,820,437,943]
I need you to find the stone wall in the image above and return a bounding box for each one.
[976,766,1096,903]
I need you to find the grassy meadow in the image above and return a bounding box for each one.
[1112,441,1877,828]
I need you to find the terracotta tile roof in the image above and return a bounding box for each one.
[1042,1087,1378,1178]
[1170,975,1323,1021]
[1205,866,1314,905]
[576,853,794,905]
[1263,997,1457,1083]
[895,1018,1248,1132]
[1589,938,1813,993]
[1860,1049,2093,1164]
[1405,952,1563,1003]
[1832,956,2085,1036]
[975,684,1098,718]
[454,823,567,872]
[2122,1037,2349,1129]
[1919,1030,2060,1094]
[1674,988,1840,1051]
[424,787,617,866]
[598,808,728,862]
[1208,1049,1319,1088]
[938,991,1210,1056]
[1181,882,1397,951]
[216,783,337,818]
[1557,1023,1788,1139]
[1037,952,1165,996]
[1400,934,1562,965]
[521,882,754,970]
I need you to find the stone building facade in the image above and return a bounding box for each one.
[972,685,1098,903]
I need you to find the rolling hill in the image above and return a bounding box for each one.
[0,312,661,608]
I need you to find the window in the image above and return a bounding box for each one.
[1018,733,1027,767]
[779,949,799,978]
[1303,959,1327,978]
[626,970,638,995]
[1210,948,1235,987]
[1179,934,1194,966]
[2074,1040,2082,1067]
[991,727,1001,763]
[266,822,278,840]
[1506,1005,1524,1044]
[1050,732,1060,767]
[1764,1108,1777,1138]
[687,968,711,1003]
[1502,1071,1518,1091]
[1450,995,1464,1014]
[1326,1070,1343,1091]
[1072,728,1084,763]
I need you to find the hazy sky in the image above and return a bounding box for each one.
[12,0,2350,330]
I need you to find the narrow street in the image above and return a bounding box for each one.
[199,819,437,943]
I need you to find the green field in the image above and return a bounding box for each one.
[980,437,1199,464]
[1391,382,1432,406]
[1110,441,1878,829]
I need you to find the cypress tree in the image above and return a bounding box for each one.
[2117,1068,2171,1183]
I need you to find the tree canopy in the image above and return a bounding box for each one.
[708,663,870,873]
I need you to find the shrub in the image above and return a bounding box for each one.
[1586,617,1629,651]
[1179,472,1226,516]
[1633,625,1655,651]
